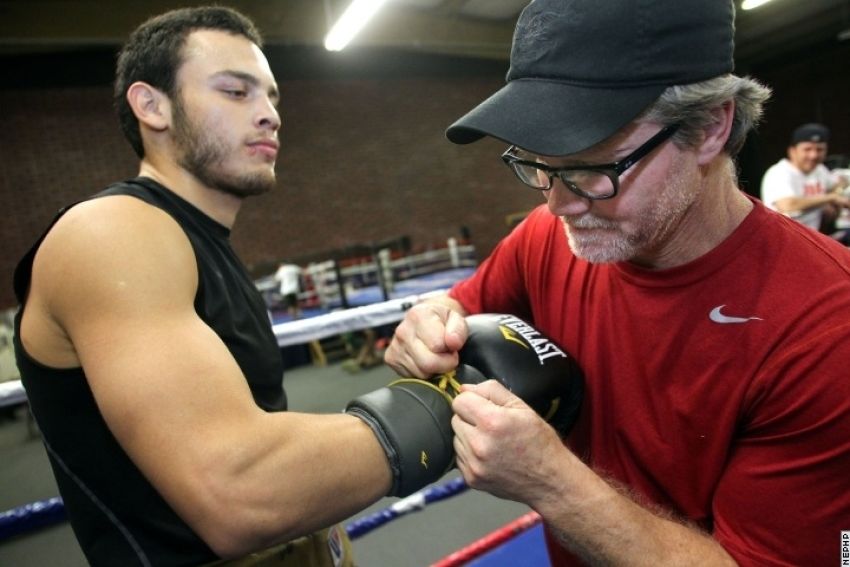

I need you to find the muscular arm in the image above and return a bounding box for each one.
[452,382,736,566]
[24,197,390,557]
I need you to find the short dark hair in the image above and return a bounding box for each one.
[114,6,263,158]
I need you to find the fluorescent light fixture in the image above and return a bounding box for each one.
[741,0,773,10]
[324,0,390,51]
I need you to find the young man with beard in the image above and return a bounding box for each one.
[384,0,850,565]
[13,7,400,567]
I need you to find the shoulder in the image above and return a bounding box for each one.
[43,195,192,267]
[761,159,793,184]
[33,195,198,319]
[753,201,850,271]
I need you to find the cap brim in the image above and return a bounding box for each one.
[446,79,666,156]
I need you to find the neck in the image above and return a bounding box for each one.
[632,157,752,270]
[137,158,242,228]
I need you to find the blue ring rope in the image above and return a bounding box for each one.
[345,476,468,540]
[0,477,469,543]
[0,497,66,541]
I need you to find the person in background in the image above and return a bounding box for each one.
[384,0,850,565]
[275,262,303,318]
[761,122,850,241]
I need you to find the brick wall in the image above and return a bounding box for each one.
[4,40,849,310]
[0,77,543,309]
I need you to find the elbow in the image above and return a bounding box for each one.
[202,510,308,560]
[203,525,275,560]
[203,527,256,560]
[187,482,261,558]
[196,501,258,559]
[192,502,289,559]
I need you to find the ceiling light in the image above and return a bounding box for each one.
[324,0,390,51]
[741,0,773,10]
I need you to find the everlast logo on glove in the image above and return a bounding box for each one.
[459,314,584,437]
[494,314,569,364]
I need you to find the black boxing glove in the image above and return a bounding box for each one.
[441,313,584,436]
[346,314,583,496]
[345,379,455,497]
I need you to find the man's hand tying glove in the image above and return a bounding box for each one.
[439,313,583,436]
[345,313,583,497]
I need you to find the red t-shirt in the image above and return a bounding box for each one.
[450,199,850,566]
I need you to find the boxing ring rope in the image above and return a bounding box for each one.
[431,510,543,567]
[0,481,472,543]
[344,476,469,539]
[273,289,447,347]
[0,498,66,541]
[0,380,27,408]
[1,480,543,566]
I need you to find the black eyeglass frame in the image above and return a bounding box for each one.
[500,124,681,200]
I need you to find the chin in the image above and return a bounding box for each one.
[216,173,276,198]
[568,232,643,264]
[567,237,632,264]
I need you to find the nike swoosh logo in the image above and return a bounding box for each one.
[709,305,763,324]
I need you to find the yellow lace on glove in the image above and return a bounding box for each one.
[433,370,463,398]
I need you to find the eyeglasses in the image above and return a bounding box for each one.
[500,124,680,200]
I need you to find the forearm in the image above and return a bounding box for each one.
[166,411,391,557]
[533,451,736,566]
[774,194,839,214]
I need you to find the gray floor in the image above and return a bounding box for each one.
[0,360,534,566]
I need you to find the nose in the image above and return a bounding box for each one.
[256,96,281,132]
[545,179,592,217]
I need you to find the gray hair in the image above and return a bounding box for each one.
[639,74,772,157]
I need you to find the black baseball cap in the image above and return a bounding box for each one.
[446,0,735,156]
[790,123,830,145]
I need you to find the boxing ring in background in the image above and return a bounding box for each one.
[268,237,478,364]
[0,239,552,564]
[0,479,548,565]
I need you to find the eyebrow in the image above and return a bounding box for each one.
[212,70,280,104]
[534,134,635,167]
[528,148,610,168]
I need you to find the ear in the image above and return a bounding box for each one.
[126,81,171,132]
[695,100,735,166]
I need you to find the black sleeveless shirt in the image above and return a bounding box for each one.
[13,177,286,566]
